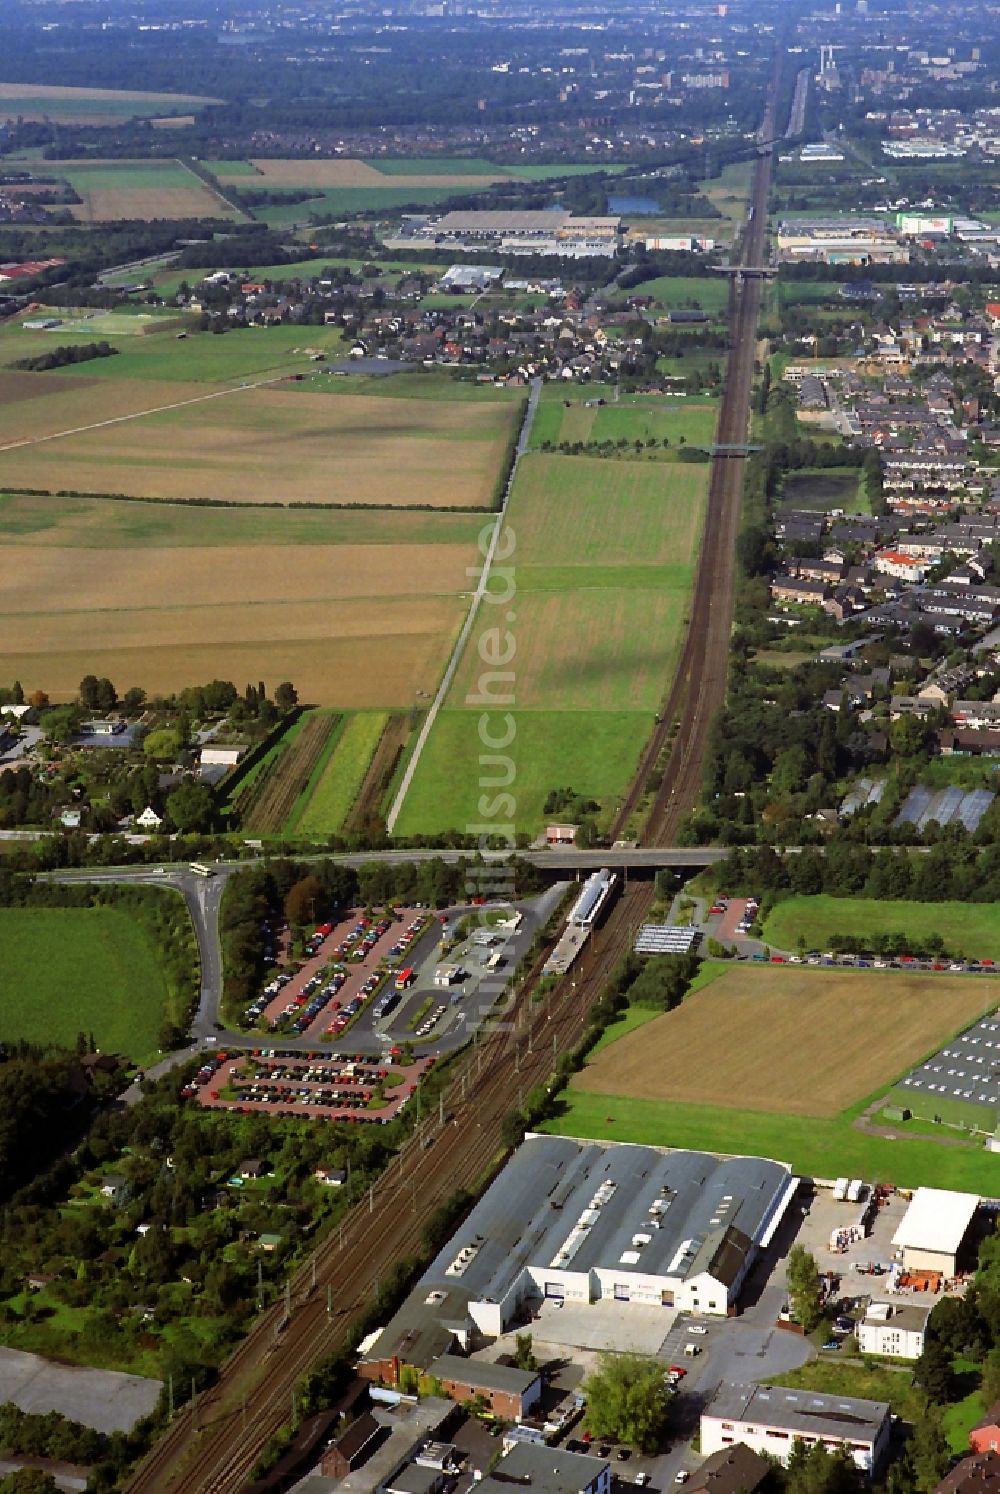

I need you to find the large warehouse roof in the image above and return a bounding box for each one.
[892,1187,980,1255]
[418,1136,792,1304]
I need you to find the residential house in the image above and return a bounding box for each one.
[972,1408,1000,1457]
[934,1450,1000,1494]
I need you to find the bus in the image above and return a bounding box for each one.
[190,862,216,878]
[395,967,416,991]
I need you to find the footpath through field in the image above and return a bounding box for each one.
[0,371,289,453]
[385,375,541,832]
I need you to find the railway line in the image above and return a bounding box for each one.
[128,882,653,1493]
[130,76,778,1494]
[611,81,777,847]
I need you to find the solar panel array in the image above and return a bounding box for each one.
[900,1011,1000,1113]
[894,783,995,833]
[634,924,700,955]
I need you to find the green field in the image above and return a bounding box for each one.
[364,157,509,177]
[613,275,730,313]
[530,396,719,451]
[763,896,1000,960]
[296,712,389,833]
[394,449,707,835]
[542,1088,1000,1193]
[394,709,653,836]
[251,186,468,225]
[0,84,217,124]
[0,492,482,550]
[6,320,346,383]
[0,907,169,1059]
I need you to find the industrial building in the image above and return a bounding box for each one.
[359,1137,797,1387]
[478,1442,611,1494]
[775,217,909,265]
[701,1383,891,1474]
[857,1302,930,1361]
[891,1188,980,1276]
[385,210,622,259]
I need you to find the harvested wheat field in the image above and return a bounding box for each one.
[0,587,466,706]
[218,158,507,189]
[70,186,226,221]
[0,384,517,507]
[574,966,997,1117]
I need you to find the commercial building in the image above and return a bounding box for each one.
[478,1442,611,1494]
[701,1383,891,1474]
[359,1138,797,1387]
[857,1301,930,1360]
[425,1354,542,1419]
[891,1188,980,1275]
[385,210,622,259]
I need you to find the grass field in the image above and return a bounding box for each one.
[53,159,237,222]
[575,966,997,1117]
[613,276,730,314]
[0,492,482,550]
[0,319,346,383]
[543,1086,1000,1191]
[250,187,475,226]
[394,709,654,835]
[394,449,707,834]
[0,82,218,124]
[0,379,519,508]
[0,907,168,1059]
[762,897,1000,961]
[295,712,390,833]
[530,397,719,451]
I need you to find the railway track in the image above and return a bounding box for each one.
[611,85,777,847]
[128,882,653,1494]
[131,77,779,1494]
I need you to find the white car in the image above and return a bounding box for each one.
[675,1473,690,1484]
[688,1324,709,1335]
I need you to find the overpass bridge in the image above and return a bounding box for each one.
[712,264,778,278]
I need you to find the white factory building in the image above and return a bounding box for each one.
[361,1138,798,1381]
[891,1187,980,1276]
[857,1302,931,1361]
[701,1383,891,1475]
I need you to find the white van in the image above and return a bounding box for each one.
[683,1343,701,1357]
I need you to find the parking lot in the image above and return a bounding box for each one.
[192,1048,434,1122]
[244,907,431,1039]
